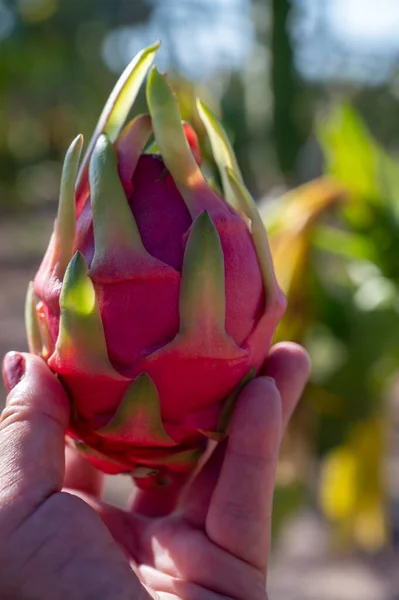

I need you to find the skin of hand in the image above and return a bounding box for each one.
[0,342,309,600]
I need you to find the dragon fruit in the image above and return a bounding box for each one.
[25,42,286,483]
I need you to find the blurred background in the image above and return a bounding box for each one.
[2,0,399,598]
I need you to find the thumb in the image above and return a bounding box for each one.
[0,352,70,517]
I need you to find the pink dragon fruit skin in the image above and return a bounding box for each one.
[25,42,286,482]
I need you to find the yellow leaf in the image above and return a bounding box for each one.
[318,418,386,552]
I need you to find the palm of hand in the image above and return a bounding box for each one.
[66,401,270,600]
[63,342,309,600]
[0,343,308,600]
[129,506,266,599]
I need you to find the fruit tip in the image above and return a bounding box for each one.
[196,98,217,120]
[146,66,173,110]
[137,41,161,61]
[97,131,108,143]
[93,132,113,158]
[69,135,84,165]
[148,65,162,82]
[67,250,87,279]
[65,133,84,160]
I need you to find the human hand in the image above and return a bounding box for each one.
[0,343,309,599]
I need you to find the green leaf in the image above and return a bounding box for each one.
[317,104,381,201]
[226,167,276,304]
[24,282,43,356]
[115,114,153,189]
[54,252,121,378]
[89,134,146,278]
[96,373,174,446]
[146,67,206,216]
[159,447,203,469]
[179,211,226,336]
[71,439,129,471]
[201,368,256,440]
[217,367,256,433]
[76,41,160,210]
[54,134,83,277]
[197,99,241,210]
[313,226,376,262]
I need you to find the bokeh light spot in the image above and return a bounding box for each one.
[17,0,58,23]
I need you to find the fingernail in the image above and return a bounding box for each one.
[2,352,26,392]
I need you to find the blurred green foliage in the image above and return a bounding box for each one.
[270,0,311,182]
[264,104,399,552]
[0,0,152,211]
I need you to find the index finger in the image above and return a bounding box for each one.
[180,343,310,529]
[263,341,310,429]
[205,377,281,571]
